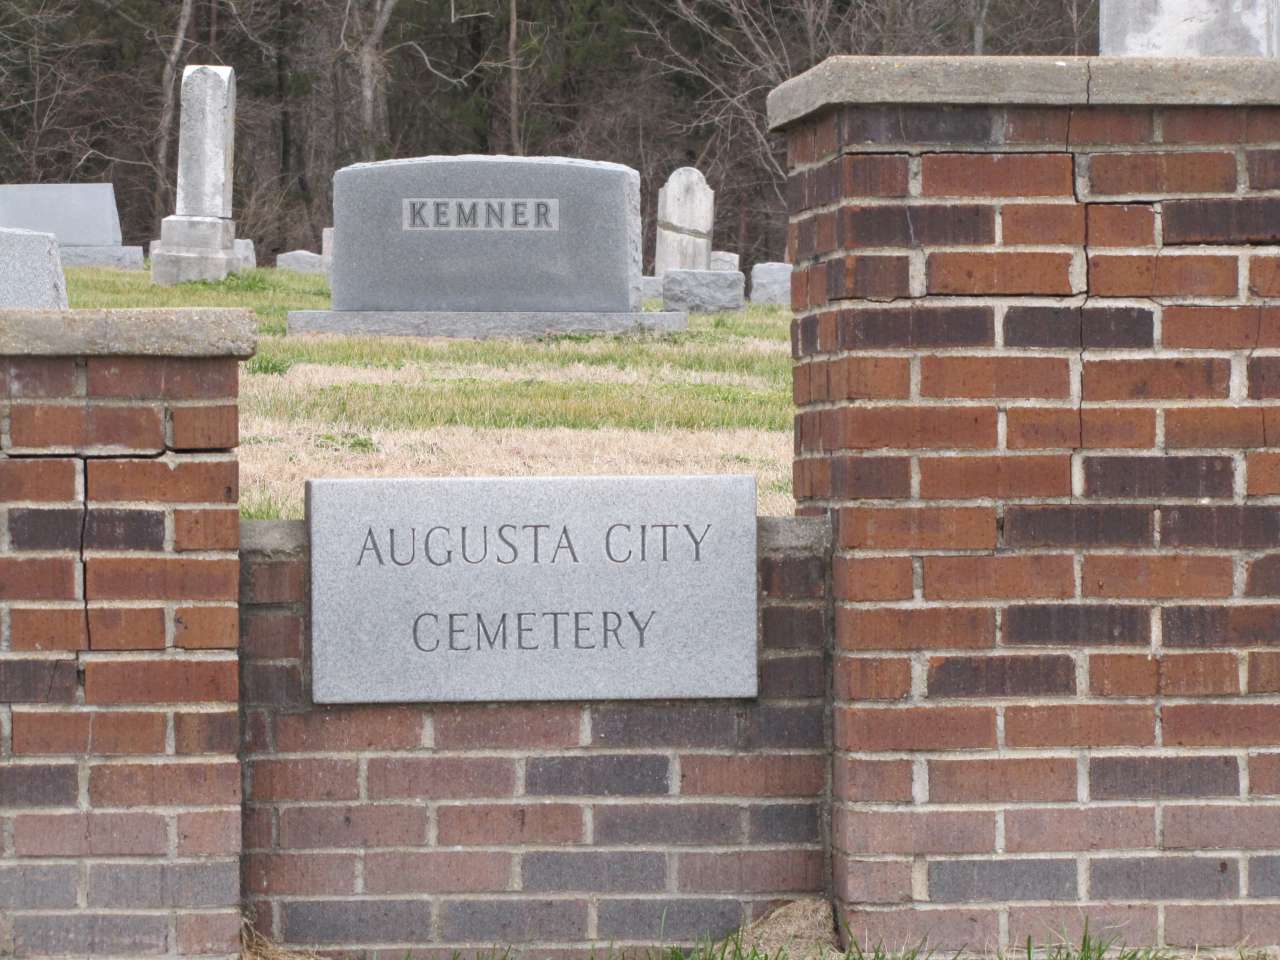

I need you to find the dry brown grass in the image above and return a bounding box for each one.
[741,899,840,960]
[241,923,321,960]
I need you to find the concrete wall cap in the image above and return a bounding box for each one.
[768,55,1280,130]
[0,307,256,357]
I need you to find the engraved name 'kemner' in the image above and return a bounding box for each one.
[402,198,559,231]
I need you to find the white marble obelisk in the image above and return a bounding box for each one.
[1101,0,1279,56]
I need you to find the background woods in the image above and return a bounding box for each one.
[0,0,1099,267]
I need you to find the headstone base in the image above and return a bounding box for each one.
[150,214,236,285]
[277,250,326,274]
[287,310,688,339]
[663,269,746,314]
[58,245,145,270]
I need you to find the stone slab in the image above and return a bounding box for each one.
[654,229,711,276]
[640,276,663,301]
[710,251,740,271]
[288,310,687,339]
[0,308,255,357]
[277,250,325,274]
[0,228,67,308]
[58,245,145,269]
[331,156,641,312]
[0,183,125,245]
[663,269,745,314]
[233,238,256,272]
[750,262,792,306]
[306,475,758,703]
[1101,0,1279,56]
[175,65,236,219]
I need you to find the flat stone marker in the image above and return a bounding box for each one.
[654,167,713,275]
[289,155,685,337]
[751,262,793,305]
[233,238,256,272]
[276,250,325,274]
[1101,0,1279,56]
[710,250,740,271]
[664,269,745,314]
[307,475,758,703]
[0,183,143,269]
[0,228,68,308]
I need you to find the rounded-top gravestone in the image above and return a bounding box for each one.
[654,167,714,276]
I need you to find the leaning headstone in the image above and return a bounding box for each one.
[151,65,238,285]
[321,227,334,274]
[233,238,256,272]
[750,262,793,306]
[1101,0,1279,56]
[0,228,69,308]
[663,269,745,314]
[654,167,713,276]
[0,183,143,269]
[288,155,685,338]
[277,250,326,274]
[640,276,663,301]
[710,250,740,271]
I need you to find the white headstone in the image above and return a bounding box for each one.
[321,226,334,274]
[277,250,326,274]
[710,250,740,271]
[750,262,793,306]
[654,167,713,276]
[0,228,69,308]
[1101,0,1279,56]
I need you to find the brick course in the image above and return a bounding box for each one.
[785,97,1280,952]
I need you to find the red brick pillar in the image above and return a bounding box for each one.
[0,309,255,958]
[771,58,1280,951]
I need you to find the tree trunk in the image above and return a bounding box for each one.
[358,0,399,162]
[153,0,197,234]
[508,0,520,154]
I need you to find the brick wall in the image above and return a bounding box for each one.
[239,515,831,957]
[781,69,1280,952]
[0,310,254,959]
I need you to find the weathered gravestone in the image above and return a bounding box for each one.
[277,250,325,274]
[654,167,714,276]
[751,262,793,306]
[663,268,745,314]
[151,65,239,285]
[710,250,740,271]
[0,228,68,308]
[289,155,685,337]
[321,226,334,274]
[0,183,143,268]
[233,238,256,272]
[1101,0,1279,56]
[307,475,757,702]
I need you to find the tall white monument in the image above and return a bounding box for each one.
[653,167,714,276]
[151,65,238,285]
[1101,0,1279,56]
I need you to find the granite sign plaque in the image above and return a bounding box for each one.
[307,476,758,703]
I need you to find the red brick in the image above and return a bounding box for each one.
[842,154,909,197]
[174,605,238,649]
[679,755,825,797]
[1163,305,1280,349]
[1006,408,1081,450]
[833,855,912,905]
[241,559,305,603]
[1005,807,1156,853]
[87,357,237,399]
[929,758,1077,803]
[838,406,997,450]
[1082,409,1157,449]
[87,607,166,651]
[10,710,163,755]
[838,607,994,651]
[834,758,913,803]
[1164,804,1280,849]
[835,807,996,855]
[8,358,78,397]
[87,458,237,503]
[919,456,1070,498]
[90,760,240,805]
[13,812,168,856]
[1250,651,1280,693]
[921,356,1069,399]
[1250,256,1280,296]
[365,850,513,893]
[177,809,241,855]
[1162,106,1247,142]
[838,506,995,550]
[927,252,1074,295]
[836,706,996,751]
[438,803,583,845]
[1087,204,1156,246]
[170,404,238,450]
[1004,107,1070,144]
[434,704,581,749]
[1089,152,1237,195]
[0,458,78,501]
[274,707,423,751]
[1070,107,1154,144]
[1088,255,1238,297]
[1090,654,1159,697]
[86,557,239,600]
[10,608,87,651]
[174,508,239,551]
[923,154,1074,197]
[924,555,1074,600]
[833,557,912,602]
[1165,407,1265,448]
[835,656,911,701]
[0,558,77,600]
[9,404,163,452]
[176,914,241,956]
[1250,452,1280,494]
[829,357,911,400]
[243,852,357,895]
[1165,703,1280,746]
[1083,358,1230,401]
[84,659,238,704]
[1005,705,1155,747]
[1084,555,1234,599]
[679,849,823,894]
[249,759,360,801]
[1000,204,1085,245]
[367,757,516,799]
[1253,755,1280,795]
[174,710,239,753]
[1166,905,1280,949]
[279,804,429,849]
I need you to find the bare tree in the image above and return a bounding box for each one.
[507,0,519,153]
[152,0,196,230]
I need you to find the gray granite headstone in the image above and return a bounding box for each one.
[233,238,256,272]
[1101,0,1279,56]
[710,250,740,271]
[750,262,793,306]
[276,250,325,274]
[663,269,745,314]
[307,475,758,703]
[0,183,143,269]
[0,228,68,308]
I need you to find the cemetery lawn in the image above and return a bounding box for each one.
[65,267,794,518]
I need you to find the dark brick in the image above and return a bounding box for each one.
[812,162,839,205]
[1164,196,1280,244]
[0,658,77,703]
[1250,356,1280,398]
[749,803,820,843]
[0,764,77,806]
[830,457,911,499]
[1163,506,1280,548]
[929,859,1077,902]
[525,755,669,796]
[786,173,807,210]
[439,899,587,942]
[87,861,238,908]
[593,804,741,845]
[522,851,666,892]
[13,915,168,957]
[738,704,825,748]
[1003,306,1081,348]
[1004,506,1153,547]
[282,900,434,945]
[828,255,910,300]
[760,655,825,698]
[843,155,910,197]
[840,306,994,349]
[843,205,994,247]
[842,105,997,145]
[597,899,743,941]
[85,509,165,551]
[1084,456,1234,499]
[761,555,826,599]
[0,864,78,908]
[1163,605,1280,647]
[762,606,825,650]
[1004,605,1150,646]
[1091,857,1238,899]
[1248,149,1280,189]
[1090,756,1239,799]
[1082,307,1155,348]
[8,508,81,550]
[241,662,304,707]
[928,655,1076,697]
[1250,856,1280,896]
[1247,556,1280,596]
[591,705,737,748]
